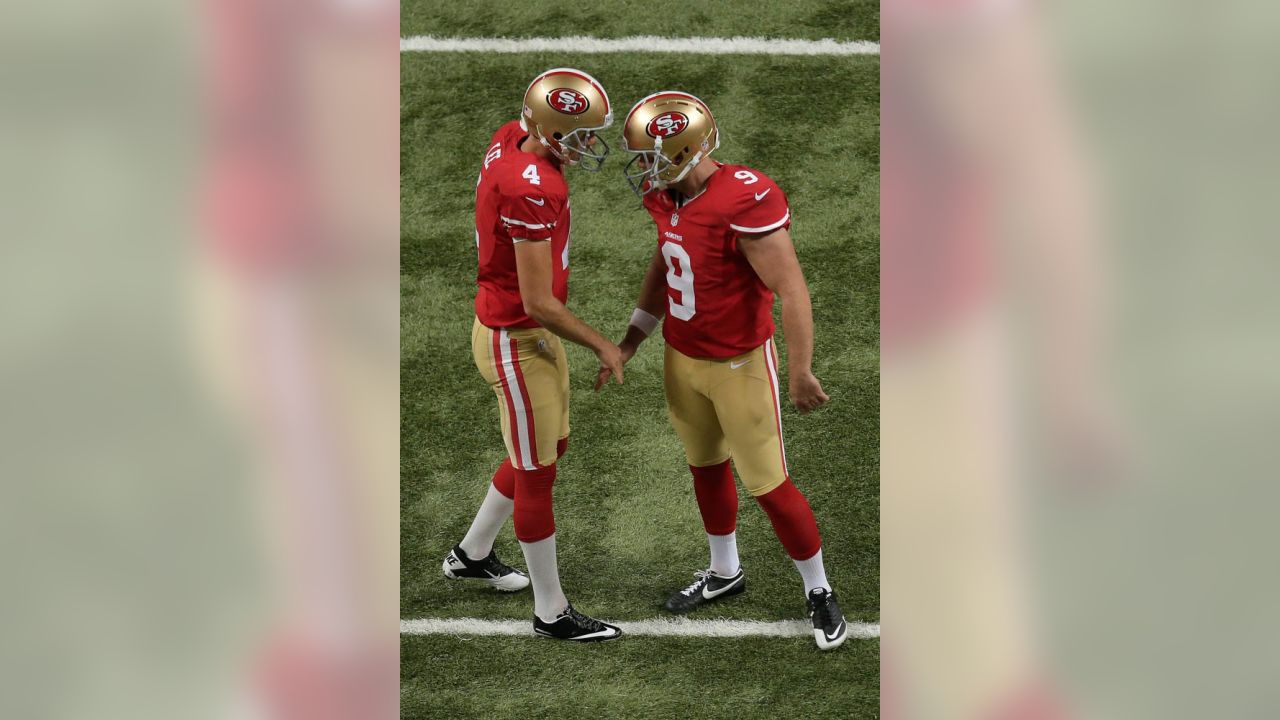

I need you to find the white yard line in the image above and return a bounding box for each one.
[401,617,880,639]
[400,35,879,56]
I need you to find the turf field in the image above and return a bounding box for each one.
[401,4,879,717]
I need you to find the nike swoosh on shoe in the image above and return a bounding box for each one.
[571,628,619,640]
[701,575,742,599]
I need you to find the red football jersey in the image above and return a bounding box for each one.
[474,120,572,328]
[642,162,792,358]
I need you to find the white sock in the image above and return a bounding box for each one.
[707,531,740,577]
[519,534,569,622]
[793,547,832,594]
[458,483,514,560]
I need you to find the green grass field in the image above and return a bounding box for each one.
[402,5,879,717]
[402,0,879,43]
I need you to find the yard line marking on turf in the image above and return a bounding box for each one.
[401,617,880,639]
[400,36,880,56]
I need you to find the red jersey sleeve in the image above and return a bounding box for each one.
[498,185,563,243]
[725,170,791,235]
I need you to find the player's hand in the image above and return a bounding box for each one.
[789,371,829,413]
[593,342,626,391]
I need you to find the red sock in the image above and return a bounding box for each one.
[491,459,515,499]
[513,463,556,543]
[755,478,821,560]
[556,437,568,459]
[690,460,738,535]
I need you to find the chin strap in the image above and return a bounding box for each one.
[669,153,703,185]
[650,136,671,186]
[536,130,560,158]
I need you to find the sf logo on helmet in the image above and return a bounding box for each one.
[547,88,589,115]
[646,111,689,138]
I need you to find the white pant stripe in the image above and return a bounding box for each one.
[498,329,536,471]
[763,339,789,474]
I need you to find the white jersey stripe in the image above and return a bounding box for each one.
[500,215,552,230]
[763,339,789,474]
[729,210,790,235]
[498,329,536,471]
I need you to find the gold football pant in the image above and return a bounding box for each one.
[472,317,569,470]
[664,339,789,496]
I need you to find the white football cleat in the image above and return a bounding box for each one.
[442,544,530,592]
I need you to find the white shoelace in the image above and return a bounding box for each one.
[680,570,713,597]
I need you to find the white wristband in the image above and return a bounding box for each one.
[629,308,660,337]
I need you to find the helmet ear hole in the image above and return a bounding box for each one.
[552,131,563,140]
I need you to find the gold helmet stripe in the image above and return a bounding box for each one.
[624,90,703,126]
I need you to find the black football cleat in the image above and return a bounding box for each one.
[663,568,746,614]
[533,605,622,642]
[807,587,848,650]
[441,544,530,592]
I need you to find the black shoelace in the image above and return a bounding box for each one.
[811,593,836,626]
[568,606,604,632]
[481,554,514,575]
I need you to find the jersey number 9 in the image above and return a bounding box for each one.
[661,241,696,321]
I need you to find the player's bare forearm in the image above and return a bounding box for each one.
[515,240,624,385]
[594,249,666,391]
[637,248,668,320]
[618,325,649,356]
[777,286,815,374]
[739,227,828,412]
[777,286,827,412]
[740,227,812,368]
[515,240,614,355]
[622,248,669,352]
[529,299,610,351]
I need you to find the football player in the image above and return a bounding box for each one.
[442,68,624,642]
[599,91,848,650]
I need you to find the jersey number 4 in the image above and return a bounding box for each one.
[661,241,695,320]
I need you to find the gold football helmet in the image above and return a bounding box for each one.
[621,91,720,195]
[520,68,613,171]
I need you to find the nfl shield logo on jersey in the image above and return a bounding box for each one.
[670,213,679,226]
